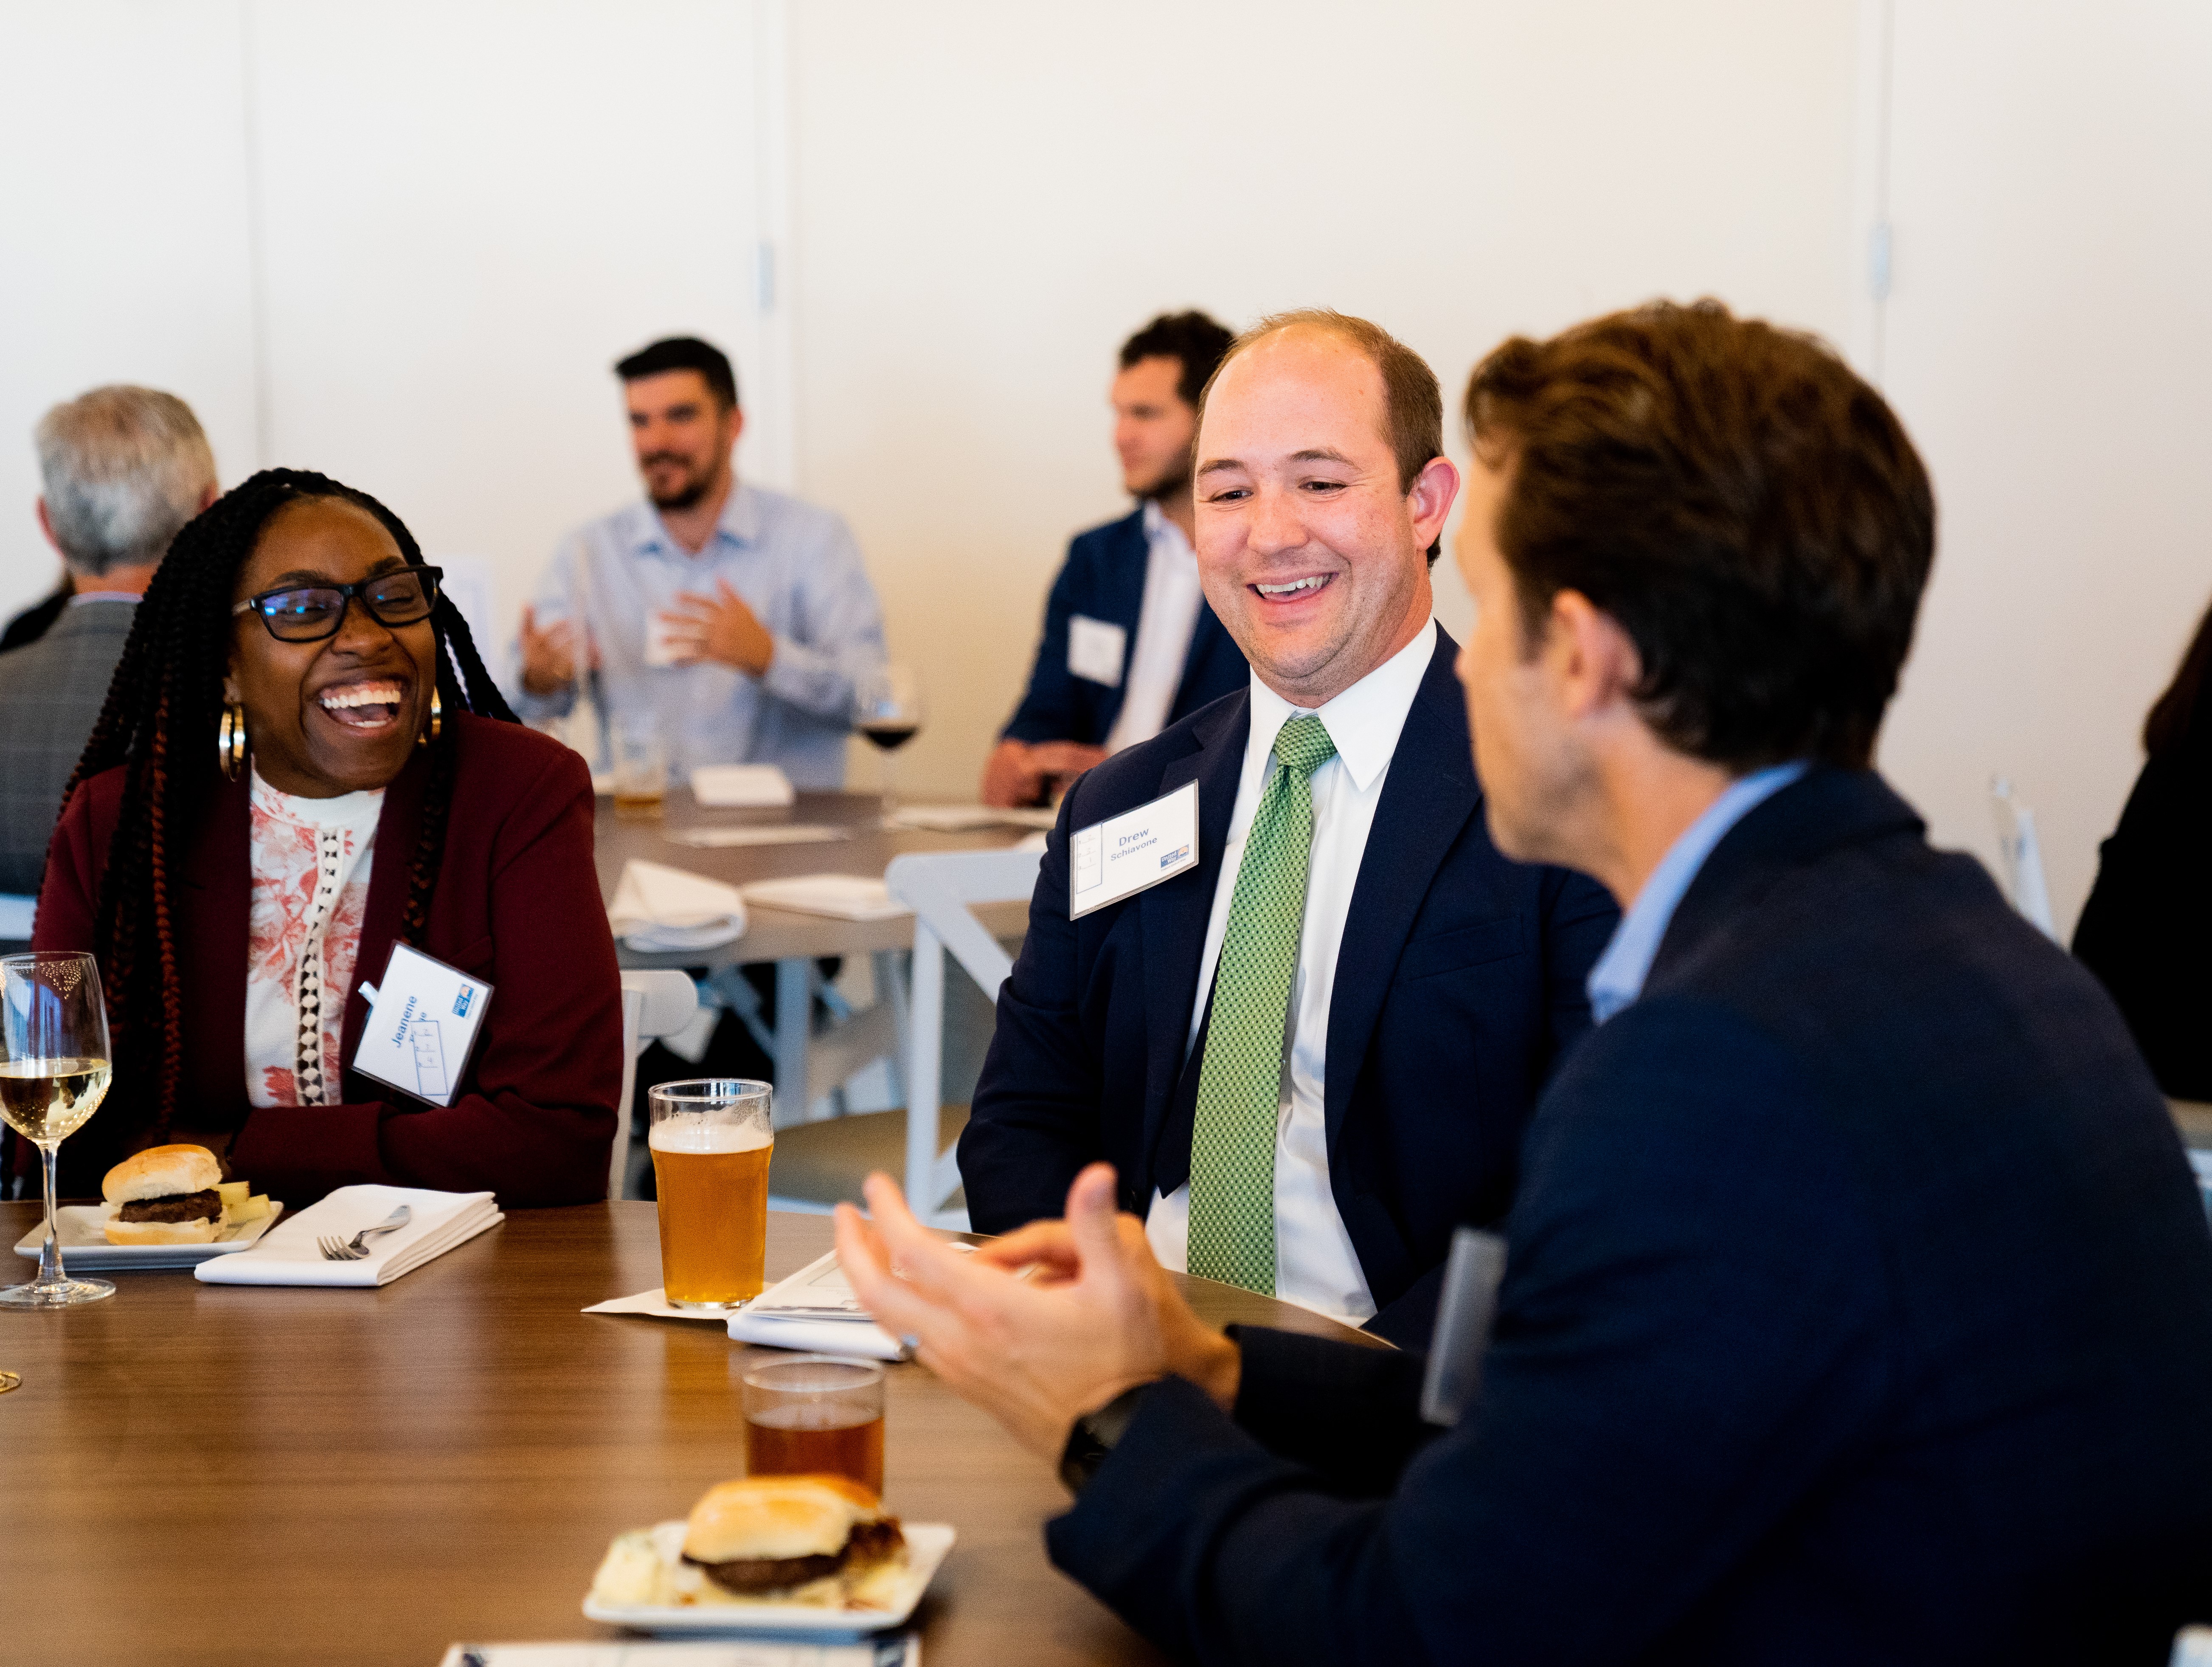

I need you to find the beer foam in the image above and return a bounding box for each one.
[649,1118,774,1155]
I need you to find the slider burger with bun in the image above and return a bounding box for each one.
[591,1475,909,1610]
[101,1144,226,1245]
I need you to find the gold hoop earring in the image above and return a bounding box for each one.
[418,687,442,748]
[218,701,247,781]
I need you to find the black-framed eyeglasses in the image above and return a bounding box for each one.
[231,564,444,643]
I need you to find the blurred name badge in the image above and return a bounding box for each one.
[1068,780,1198,920]
[1067,614,1127,687]
[351,943,494,1107]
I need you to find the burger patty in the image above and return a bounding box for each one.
[116,1189,222,1224]
[689,1518,906,1595]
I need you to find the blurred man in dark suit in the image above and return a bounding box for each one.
[962,311,1617,1345]
[0,386,217,897]
[982,312,1252,808]
[844,301,2212,1665]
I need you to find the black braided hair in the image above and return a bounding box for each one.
[61,467,516,1157]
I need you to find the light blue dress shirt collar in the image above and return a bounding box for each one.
[1586,760,1810,1023]
[623,481,763,560]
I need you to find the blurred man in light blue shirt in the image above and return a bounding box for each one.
[517,337,885,786]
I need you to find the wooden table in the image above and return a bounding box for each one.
[596,789,1033,1113]
[1,1201,1376,1666]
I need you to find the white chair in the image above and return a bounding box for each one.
[611,969,702,1200]
[1988,776,2058,941]
[884,846,1043,1229]
[0,892,35,947]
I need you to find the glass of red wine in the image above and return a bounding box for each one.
[853,664,924,825]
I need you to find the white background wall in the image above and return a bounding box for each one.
[0,0,782,659]
[1869,2,2212,935]
[5,2,2209,939]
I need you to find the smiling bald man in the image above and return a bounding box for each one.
[957,310,1617,1347]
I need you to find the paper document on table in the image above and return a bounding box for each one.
[438,1637,917,1665]
[889,803,1057,832]
[726,1246,979,1361]
[741,875,908,921]
[663,825,850,850]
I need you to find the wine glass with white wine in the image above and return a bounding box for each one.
[852,664,925,825]
[0,952,116,1308]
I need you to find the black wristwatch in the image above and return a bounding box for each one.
[1058,1382,1155,1495]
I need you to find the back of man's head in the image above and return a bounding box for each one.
[1119,311,1234,410]
[1465,299,1934,770]
[35,386,216,580]
[616,336,739,411]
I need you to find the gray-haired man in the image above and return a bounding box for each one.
[0,386,217,897]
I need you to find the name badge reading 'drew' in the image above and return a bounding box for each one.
[352,942,495,1108]
[1069,780,1199,920]
[1067,614,1127,687]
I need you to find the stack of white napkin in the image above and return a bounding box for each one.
[608,859,749,951]
[194,1184,502,1287]
[690,763,795,808]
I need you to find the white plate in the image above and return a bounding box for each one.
[12,1202,287,1270]
[584,1521,954,1639]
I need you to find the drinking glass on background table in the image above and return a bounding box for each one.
[611,710,668,820]
[649,1078,773,1309]
[852,664,923,823]
[744,1354,887,1495]
[0,952,116,1309]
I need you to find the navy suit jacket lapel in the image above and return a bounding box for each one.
[1091,510,1150,741]
[1138,690,1250,1178]
[1323,632,1481,1148]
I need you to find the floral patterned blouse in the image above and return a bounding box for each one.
[244,772,384,1108]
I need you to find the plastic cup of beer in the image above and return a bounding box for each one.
[743,1354,886,1496]
[648,1078,773,1310]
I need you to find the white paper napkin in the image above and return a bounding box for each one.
[889,804,1057,831]
[663,825,850,850]
[608,859,750,951]
[740,874,909,921]
[194,1184,502,1287]
[691,764,796,808]
[580,1287,728,1322]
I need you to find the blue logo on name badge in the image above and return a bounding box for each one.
[1161,845,1189,869]
[453,987,474,1017]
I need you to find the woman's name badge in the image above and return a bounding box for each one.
[352,943,495,1107]
[1069,780,1199,920]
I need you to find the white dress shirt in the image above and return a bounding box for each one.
[1145,616,1439,1324]
[1102,500,1206,755]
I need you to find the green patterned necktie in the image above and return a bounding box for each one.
[1188,714,1338,1295]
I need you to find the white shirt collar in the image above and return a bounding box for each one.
[1140,498,1196,566]
[1245,615,1436,794]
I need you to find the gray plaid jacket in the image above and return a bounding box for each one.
[0,598,134,895]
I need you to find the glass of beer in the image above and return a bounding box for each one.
[648,1078,773,1309]
[611,711,668,820]
[743,1355,886,1496]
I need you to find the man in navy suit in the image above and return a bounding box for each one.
[961,310,1618,1344]
[844,301,2212,1662]
[982,312,1252,808]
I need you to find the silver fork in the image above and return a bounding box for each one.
[317,1205,413,1262]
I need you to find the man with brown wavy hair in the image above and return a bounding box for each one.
[846,300,2212,1665]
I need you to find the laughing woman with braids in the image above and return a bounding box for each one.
[31,469,624,1204]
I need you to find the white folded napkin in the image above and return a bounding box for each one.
[194,1184,501,1287]
[740,873,910,921]
[608,859,749,951]
[580,1287,727,1322]
[691,764,796,808]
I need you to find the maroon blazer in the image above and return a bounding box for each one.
[35,715,622,1208]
